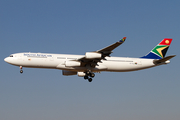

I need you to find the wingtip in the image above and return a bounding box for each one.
[123,37,127,39]
[119,37,126,42]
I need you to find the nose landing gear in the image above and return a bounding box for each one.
[20,66,23,73]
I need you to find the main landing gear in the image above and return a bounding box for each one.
[20,66,23,73]
[84,71,95,82]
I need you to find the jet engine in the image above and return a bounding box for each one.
[77,72,86,77]
[85,52,102,59]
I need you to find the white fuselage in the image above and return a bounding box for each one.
[4,52,161,73]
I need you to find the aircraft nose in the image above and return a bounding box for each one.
[4,57,9,63]
[4,57,7,62]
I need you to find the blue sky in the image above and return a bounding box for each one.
[0,0,180,120]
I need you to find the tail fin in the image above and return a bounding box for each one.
[141,38,173,59]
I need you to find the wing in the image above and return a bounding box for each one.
[76,37,126,67]
[96,37,126,57]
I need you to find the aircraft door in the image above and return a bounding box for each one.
[50,55,54,61]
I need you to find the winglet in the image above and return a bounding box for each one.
[119,37,126,42]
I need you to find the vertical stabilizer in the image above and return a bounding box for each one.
[141,38,172,59]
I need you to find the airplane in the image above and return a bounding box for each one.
[4,37,175,82]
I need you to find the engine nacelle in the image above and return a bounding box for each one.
[77,72,86,77]
[85,52,102,59]
[62,70,77,76]
[65,61,81,67]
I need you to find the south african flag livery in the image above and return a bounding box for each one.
[141,38,172,59]
[119,37,126,42]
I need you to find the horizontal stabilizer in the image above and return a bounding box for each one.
[153,55,176,64]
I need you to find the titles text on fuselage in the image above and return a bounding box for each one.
[24,53,52,58]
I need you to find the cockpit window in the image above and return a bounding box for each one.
[9,55,13,57]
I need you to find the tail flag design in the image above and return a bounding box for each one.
[141,38,172,59]
[119,37,126,42]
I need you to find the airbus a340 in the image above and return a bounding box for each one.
[4,37,175,82]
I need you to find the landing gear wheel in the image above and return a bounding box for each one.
[88,78,92,82]
[84,76,88,80]
[20,70,23,74]
[86,71,90,75]
[84,70,95,82]
[90,73,95,78]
